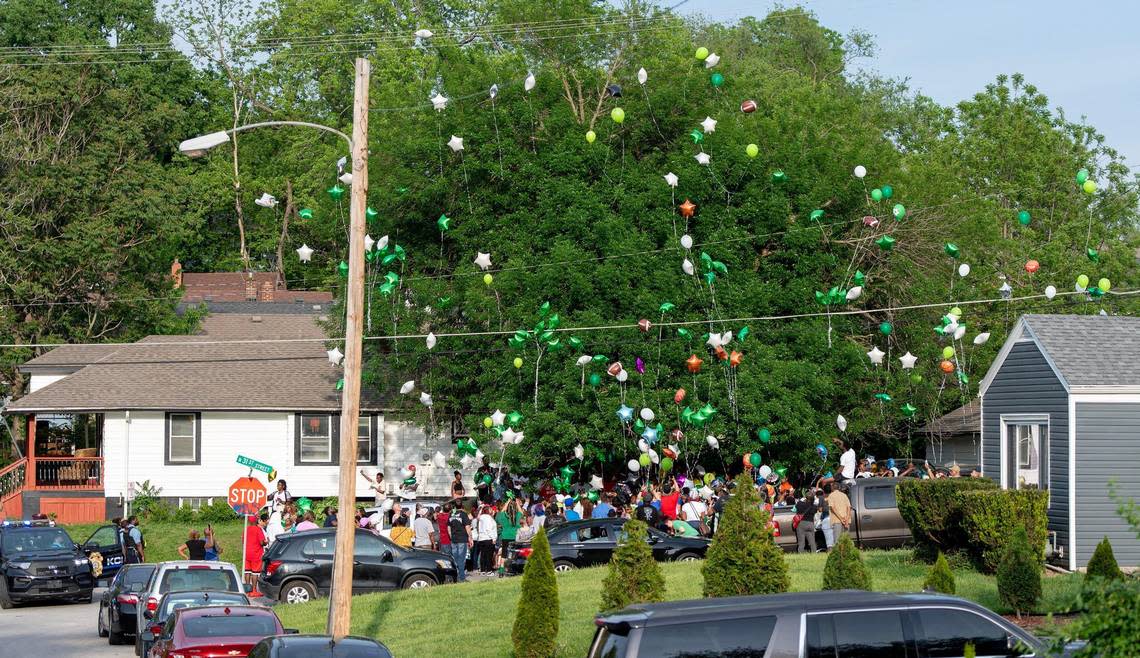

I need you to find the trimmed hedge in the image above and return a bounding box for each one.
[896,478,998,561]
[822,533,871,591]
[701,474,789,598]
[997,525,1042,617]
[1085,537,1123,582]
[960,489,1049,573]
[923,552,956,595]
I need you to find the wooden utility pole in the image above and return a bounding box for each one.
[328,56,369,640]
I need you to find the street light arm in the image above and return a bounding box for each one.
[179,120,353,157]
[227,120,353,150]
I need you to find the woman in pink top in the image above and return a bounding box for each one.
[294,511,320,532]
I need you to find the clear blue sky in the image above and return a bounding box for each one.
[675,0,1140,168]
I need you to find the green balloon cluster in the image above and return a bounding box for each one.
[680,404,718,427]
[377,271,400,296]
[455,438,478,457]
[814,286,848,306]
[699,252,728,285]
[507,302,563,352]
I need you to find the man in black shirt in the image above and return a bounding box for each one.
[447,503,473,582]
[475,457,494,505]
[634,492,663,529]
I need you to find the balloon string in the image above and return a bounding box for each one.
[490,96,505,178]
[460,153,474,215]
[639,83,667,143]
[434,114,444,176]
[523,94,537,153]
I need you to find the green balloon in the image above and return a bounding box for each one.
[588,373,602,387]
[944,243,960,258]
[660,457,674,473]
[879,322,892,335]
[639,454,651,467]
[695,47,709,60]
[610,107,625,124]
[298,208,313,220]
[892,203,906,220]
[1076,168,1089,184]
[1017,210,1031,226]
[327,185,344,200]
[870,188,883,201]
[337,260,349,277]
[366,207,379,221]
[810,209,824,221]
[911,374,924,384]
[758,428,771,443]
[771,170,787,183]
[881,185,894,199]
[749,453,762,468]
[745,143,759,158]
[689,129,704,144]
[335,378,344,391]
[710,72,724,87]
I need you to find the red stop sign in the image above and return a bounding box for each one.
[228,476,267,516]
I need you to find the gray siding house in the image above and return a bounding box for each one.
[979,314,1140,570]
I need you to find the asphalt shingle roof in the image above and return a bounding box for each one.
[1022,314,1140,387]
[917,398,980,435]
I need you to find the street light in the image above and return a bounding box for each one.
[178,121,353,158]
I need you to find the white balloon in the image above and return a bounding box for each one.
[296,244,314,263]
[628,459,641,472]
[698,486,714,500]
[639,408,655,422]
[638,438,649,453]
[573,443,584,460]
[958,263,971,278]
[973,332,991,345]
[836,414,848,432]
[576,355,592,367]
[953,326,967,341]
[867,346,886,365]
[524,72,536,92]
[446,135,464,152]
[401,468,413,479]
[682,259,695,276]
[364,234,376,252]
[637,67,648,85]
[853,165,867,179]
[425,332,437,349]
[491,409,506,427]
[327,347,344,365]
[1044,285,1057,299]
[703,53,720,68]
[590,475,604,490]
[616,369,629,383]
[649,449,660,465]
[680,234,693,249]
[474,449,485,462]
[846,286,862,301]
[414,29,433,38]
[419,392,433,407]
[705,435,720,449]
[399,380,415,394]
[432,451,447,468]
[381,498,395,512]
[377,235,389,251]
[500,428,517,445]
[720,331,733,345]
[758,465,772,479]
[899,352,918,370]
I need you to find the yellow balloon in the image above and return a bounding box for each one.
[745,143,759,158]
[1077,274,1090,288]
[610,107,625,124]
[513,357,523,369]
[483,417,493,428]
[483,273,493,286]
[585,130,596,143]
[949,306,962,318]
[1082,180,1096,194]
[1098,277,1111,292]
[695,47,709,61]
[942,346,955,360]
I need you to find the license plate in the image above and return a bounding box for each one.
[45,579,63,588]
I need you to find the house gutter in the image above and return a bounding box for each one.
[124,410,131,517]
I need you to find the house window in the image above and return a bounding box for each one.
[165,412,201,465]
[298,414,333,463]
[178,497,214,511]
[357,416,375,465]
[1004,419,1048,491]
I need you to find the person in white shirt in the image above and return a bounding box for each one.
[836,438,857,480]
[360,469,386,508]
[412,506,434,549]
[265,510,284,545]
[473,505,498,576]
[269,480,291,514]
[681,495,708,524]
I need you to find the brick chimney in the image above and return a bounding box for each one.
[245,272,256,301]
[170,259,183,288]
[258,280,275,302]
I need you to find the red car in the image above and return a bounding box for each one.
[144,604,293,658]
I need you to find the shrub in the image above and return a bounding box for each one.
[701,474,789,598]
[599,519,664,613]
[822,533,871,590]
[131,479,166,520]
[896,478,998,561]
[198,499,239,524]
[173,503,198,524]
[960,489,1048,573]
[512,527,559,658]
[923,552,956,595]
[1085,537,1123,583]
[1065,579,1140,656]
[996,526,1041,617]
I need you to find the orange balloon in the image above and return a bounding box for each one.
[673,388,687,404]
[1024,259,1039,274]
[729,350,743,367]
[686,354,703,373]
[679,199,697,219]
[940,360,955,373]
[742,454,751,468]
[637,318,652,332]
[715,345,728,361]
[607,361,623,377]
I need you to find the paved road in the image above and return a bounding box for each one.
[0,588,127,658]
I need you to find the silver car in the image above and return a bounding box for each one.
[132,560,248,656]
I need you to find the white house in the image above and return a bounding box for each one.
[2,313,475,523]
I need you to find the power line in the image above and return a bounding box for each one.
[1,288,1134,350]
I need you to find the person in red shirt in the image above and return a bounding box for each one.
[244,513,268,589]
[435,504,451,553]
[659,480,680,521]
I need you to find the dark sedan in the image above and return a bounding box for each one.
[248,635,393,658]
[258,528,456,604]
[506,518,709,575]
[97,563,155,645]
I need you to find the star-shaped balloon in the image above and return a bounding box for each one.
[426,332,437,350]
[430,93,448,111]
[437,214,451,231]
[327,185,344,200]
[414,28,433,38]
[875,235,896,251]
[973,332,991,345]
[616,404,634,423]
[846,286,862,301]
[694,152,710,166]
[590,474,604,490]
[704,52,720,68]
[637,67,648,84]
[447,135,464,152]
[500,428,517,444]
[490,409,506,427]
[327,347,343,365]
[524,72,536,91]
[507,410,523,426]
[641,426,658,444]
[682,259,695,275]
[700,116,718,133]
[836,414,848,432]
[474,252,492,271]
[664,172,678,188]
[679,199,696,218]
[899,352,917,369]
[296,244,314,263]
[419,392,433,407]
[686,354,703,373]
[255,192,277,208]
[606,83,622,98]
[900,403,918,418]
[867,346,886,365]
[689,128,704,144]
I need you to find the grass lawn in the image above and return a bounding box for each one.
[63,521,247,567]
[274,550,1085,658]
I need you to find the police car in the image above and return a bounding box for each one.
[0,519,94,608]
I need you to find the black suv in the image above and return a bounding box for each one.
[590,591,1085,658]
[258,528,456,604]
[506,518,709,575]
[0,520,94,608]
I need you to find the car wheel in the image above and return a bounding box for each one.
[280,580,317,605]
[552,560,576,573]
[108,624,125,646]
[135,632,143,656]
[97,605,109,637]
[674,552,702,562]
[402,574,436,590]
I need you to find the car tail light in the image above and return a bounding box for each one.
[146,596,158,613]
[187,565,211,569]
[265,560,283,577]
[518,548,533,558]
[770,521,780,537]
[116,593,139,605]
[150,624,163,635]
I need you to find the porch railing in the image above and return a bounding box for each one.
[0,458,27,502]
[33,456,103,490]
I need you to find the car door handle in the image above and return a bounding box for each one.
[572,544,585,548]
[861,515,872,522]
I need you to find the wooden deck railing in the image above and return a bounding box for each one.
[32,456,103,490]
[0,458,27,502]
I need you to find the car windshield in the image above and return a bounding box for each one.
[121,566,156,589]
[1,529,74,553]
[160,568,239,593]
[182,613,278,638]
[163,593,248,618]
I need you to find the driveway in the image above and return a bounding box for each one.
[0,588,126,658]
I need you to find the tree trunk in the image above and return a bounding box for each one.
[276,180,293,279]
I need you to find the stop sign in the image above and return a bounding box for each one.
[228,476,267,516]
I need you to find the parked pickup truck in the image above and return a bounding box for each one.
[770,477,910,551]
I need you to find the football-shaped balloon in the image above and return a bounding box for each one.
[740,99,757,113]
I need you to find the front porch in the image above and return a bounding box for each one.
[0,413,105,522]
